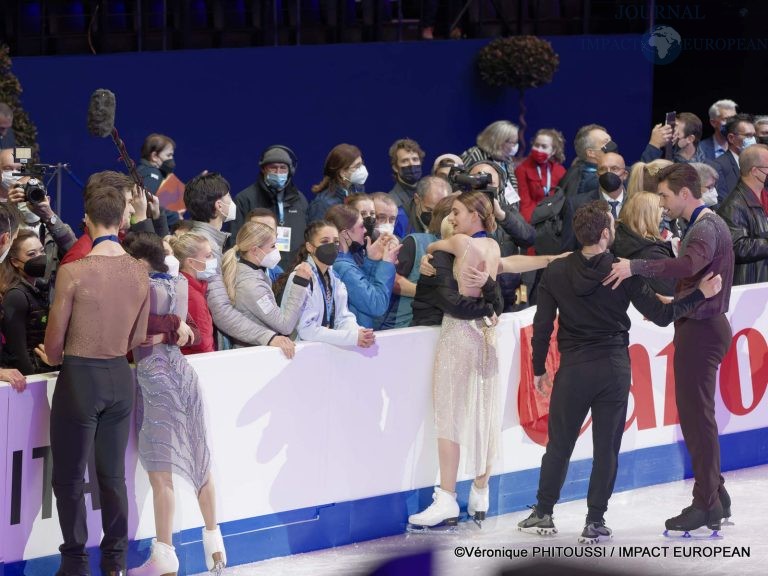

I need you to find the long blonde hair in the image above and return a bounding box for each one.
[618,191,663,241]
[221,221,275,303]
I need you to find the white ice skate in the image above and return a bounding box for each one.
[407,487,460,533]
[467,482,489,528]
[127,538,179,576]
[202,525,227,575]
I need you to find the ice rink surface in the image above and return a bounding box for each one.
[194,465,766,576]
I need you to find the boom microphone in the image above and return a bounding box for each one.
[86,88,151,201]
[87,89,116,138]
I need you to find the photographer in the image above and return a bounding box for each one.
[1,149,77,300]
[453,162,535,312]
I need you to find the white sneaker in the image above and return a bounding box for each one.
[467,482,489,521]
[127,538,178,576]
[408,487,460,527]
[202,526,227,574]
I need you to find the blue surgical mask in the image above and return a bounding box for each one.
[266,172,288,189]
[741,136,757,150]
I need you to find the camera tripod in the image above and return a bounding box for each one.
[450,0,513,37]
[45,163,84,214]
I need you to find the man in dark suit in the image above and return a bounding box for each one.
[572,152,628,218]
[710,114,756,204]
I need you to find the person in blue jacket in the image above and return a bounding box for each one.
[324,204,399,328]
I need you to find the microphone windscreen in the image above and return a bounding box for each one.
[87,89,116,138]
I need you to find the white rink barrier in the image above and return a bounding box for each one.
[2,283,767,574]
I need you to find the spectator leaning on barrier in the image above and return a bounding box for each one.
[220,221,309,358]
[244,208,285,284]
[0,229,57,375]
[277,220,373,348]
[325,204,399,329]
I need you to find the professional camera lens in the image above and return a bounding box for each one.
[24,178,47,204]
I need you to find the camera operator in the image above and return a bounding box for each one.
[451,162,535,311]
[1,149,77,300]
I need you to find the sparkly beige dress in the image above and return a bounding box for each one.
[432,242,500,477]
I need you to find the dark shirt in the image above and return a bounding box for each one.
[631,211,733,320]
[533,251,706,375]
[411,250,502,326]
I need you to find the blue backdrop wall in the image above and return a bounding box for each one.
[12,36,653,227]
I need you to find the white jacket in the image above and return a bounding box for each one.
[282,256,359,347]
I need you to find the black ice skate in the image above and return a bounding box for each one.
[578,519,613,545]
[663,502,723,539]
[719,486,733,526]
[517,505,557,536]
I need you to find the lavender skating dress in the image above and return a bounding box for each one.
[134,274,211,493]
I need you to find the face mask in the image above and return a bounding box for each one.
[164,254,180,277]
[159,158,175,176]
[701,187,719,207]
[720,124,728,137]
[344,231,364,253]
[530,149,550,164]
[258,247,281,269]
[2,170,21,190]
[420,211,432,227]
[22,254,47,278]
[362,216,376,238]
[758,136,768,146]
[193,256,217,280]
[399,165,422,185]
[17,202,41,226]
[600,141,619,154]
[376,223,395,236]
[266,172,289,189]
[599,172,623,193]
[348,165,368,186]
[220,199,236,222]
[741,136,757,150]
[313,243,339,266]
[509,143,519,157]
[0,243,9,263]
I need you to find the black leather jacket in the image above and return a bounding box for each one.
[717,180,768,285]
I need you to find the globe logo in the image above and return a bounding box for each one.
[641,25,682,65]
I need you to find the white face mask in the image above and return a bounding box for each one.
[193,256,217,280]
[375,223,395,236]
[349,165,368,186]
[164,254,180,277]
[220,198,236,222]
[701,187,719,207]
[2,170,21,190]
[509,143,519,157]
[259,246,281,270]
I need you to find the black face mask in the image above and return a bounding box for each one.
[420,211,432,227]
[600,141,619,154]
[313,243,339,266]
[23,254,47,278]
[758,136,768,146]
[599,172,623,193]
[399,165,422,186]
[159,158,176,176]
[362,216,376,238]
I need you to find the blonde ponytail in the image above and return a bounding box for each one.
[221,246,239,303]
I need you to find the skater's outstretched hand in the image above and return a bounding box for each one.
[534,372,553,397]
